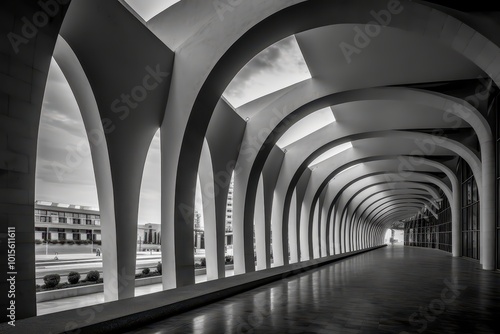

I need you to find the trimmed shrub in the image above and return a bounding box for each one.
[67,240,75,245]
[142,267,150,275]
[94,240,102,245]
[75,240,83,245]
[50,240,58,244]
[35,239,42,245]
[200,258,206,267]
[86,270,100,282]
[43,274,60,288]
[59,240,66,245]
[156,261,162,274]
[67,271,80,284]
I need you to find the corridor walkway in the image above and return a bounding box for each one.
[125,245,500,334]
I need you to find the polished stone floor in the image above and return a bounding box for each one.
[124,245,500,334]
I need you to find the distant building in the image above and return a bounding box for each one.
[35,194,233,252]
[225,176,234,250]
[34,201,101,242]
[138,223,161,251]
[35,201,163,248]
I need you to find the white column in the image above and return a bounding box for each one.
[452,182,462,257]
[289,190,298,263]
[255,175,267,270]
[334,207,342,254]
[481,139,496,270]
[312,202,320,259]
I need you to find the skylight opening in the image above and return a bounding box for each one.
[223,35,311,108]
[308,142,353,168]
[122,0,181,22]
[276,107,336,149]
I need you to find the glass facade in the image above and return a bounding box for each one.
[404,159,482,263]
[460,159,480,261]
[404,194,451,252]
[405,159,482,260]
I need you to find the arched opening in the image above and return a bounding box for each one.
[136,129,162,295]
[35,58,100,314]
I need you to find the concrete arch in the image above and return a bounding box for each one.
[347,156,461,256]
[167,0,500,277]
[322,173,452,257]
[326,172,452,256]
[52,36,119,301]
[310,156,447,257]
[331,156,460,255]
[313,156,452,254]
[341,188,439,252]
[54,1,174,300]
[267,87,486,268]
[292,132,471,260]
[324,183,440,255]
[198,138,225,281]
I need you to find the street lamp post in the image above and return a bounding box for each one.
[45,226,49,255]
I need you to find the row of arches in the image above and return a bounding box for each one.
[38,0,499,305]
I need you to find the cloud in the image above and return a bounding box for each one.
[223,35,311,107]
[37,59,164,225]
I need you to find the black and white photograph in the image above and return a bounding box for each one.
[1,0,500,333]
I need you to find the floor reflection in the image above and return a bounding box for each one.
[125,245,500,333]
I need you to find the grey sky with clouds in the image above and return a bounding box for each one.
[223,35,311,108]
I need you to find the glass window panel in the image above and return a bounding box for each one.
[472,180,478,203]
[469,205,474,230]
[462,208,468,230]
[467,181,472,205]
[472,204,478,231]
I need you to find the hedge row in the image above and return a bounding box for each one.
[35,239,102,245]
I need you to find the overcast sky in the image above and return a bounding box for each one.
[223,36,311,108]
[36,35,309,224]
